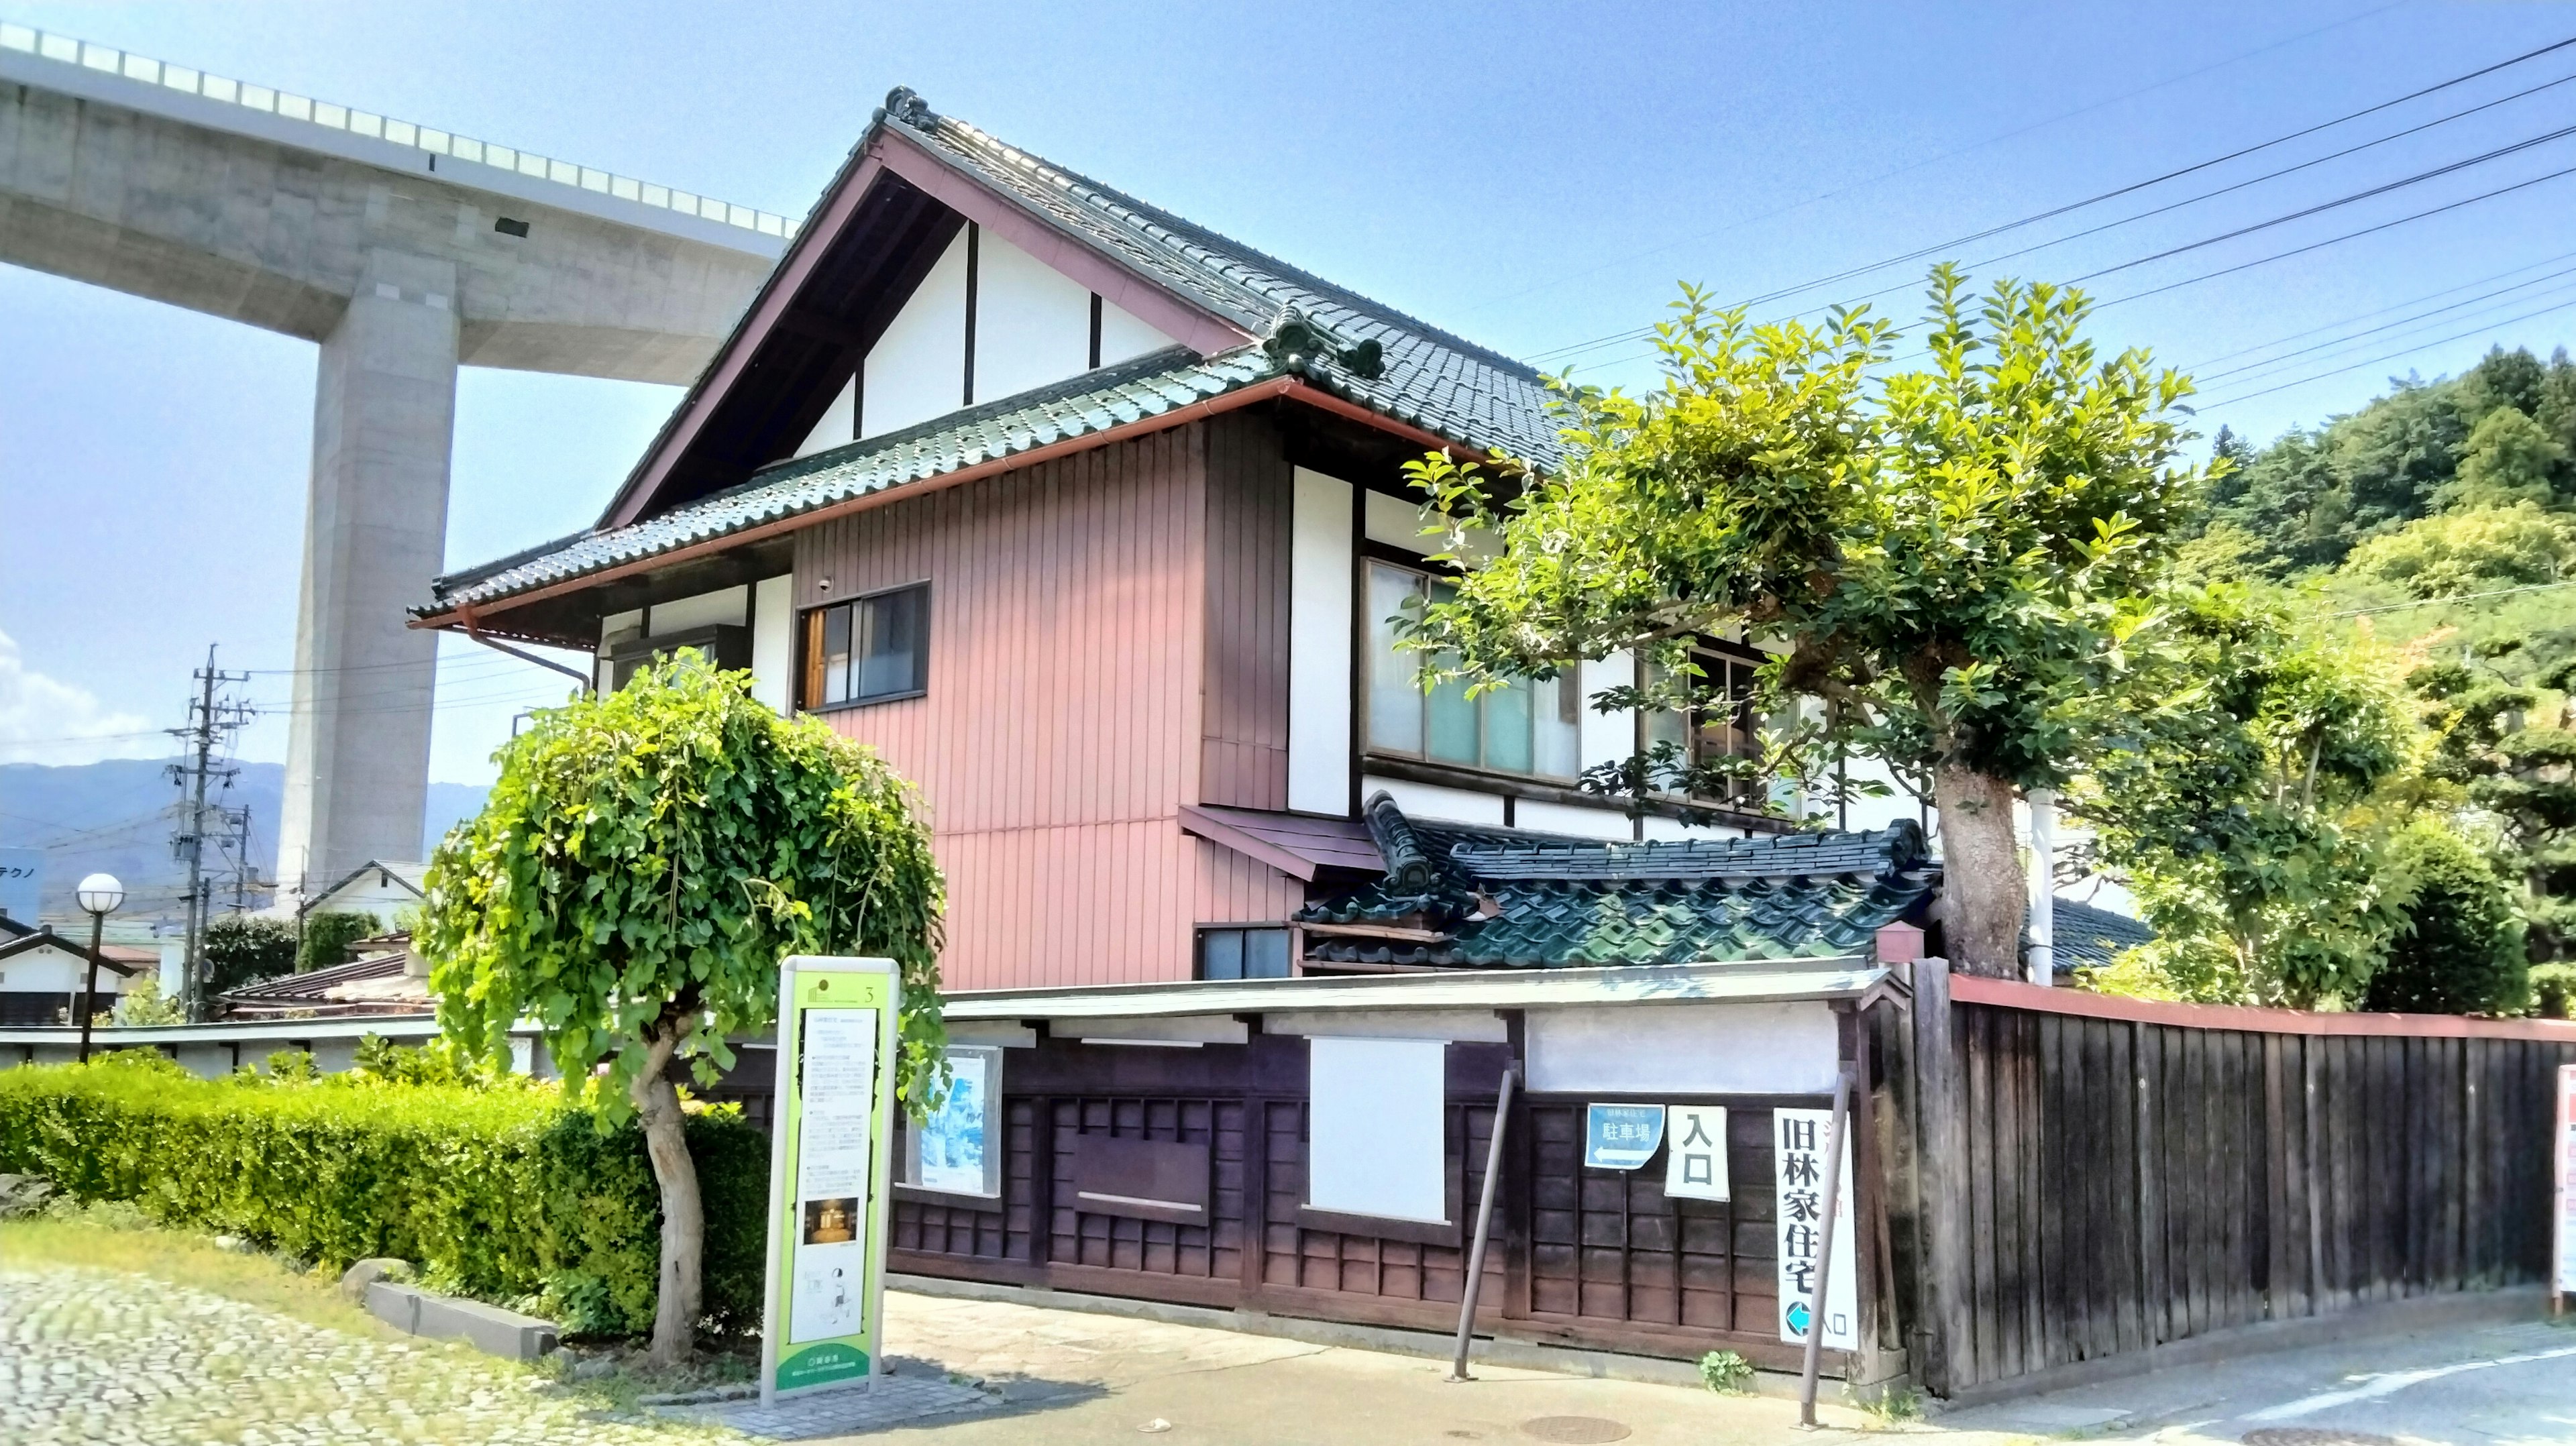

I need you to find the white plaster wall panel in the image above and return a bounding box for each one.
[1512,798,1633,840]
[1360,774,1507,826]
[1834,757,1917,834]
[1526,1002,1841,1095]
[600,609,643,641]
[1364,489,1426,550]
[861,228,971,438]
[791,374,857,459]
[1262,1009,1508,1042]
[1580,653,1636,771]
[750,574,794,714]
[971,231,1093,402]
[648,585,749,636]
[0,951,133,993]
[1641,815,1749,842]
[174,1044,234,1080]
[1096,296,1175,365]
[1289,467,1356,814]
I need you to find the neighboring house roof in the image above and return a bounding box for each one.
[0,928,144,977]
[423,89,1559,619]
[1295,793,1941,969]
[221,950,431,1018]
[2051,897,2155,972]
[1179,803,1384,883]
[304,860,427,915]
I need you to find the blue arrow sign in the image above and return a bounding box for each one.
[1785,1300,1812,1337]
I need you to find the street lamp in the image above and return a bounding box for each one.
[74,872,123,1064]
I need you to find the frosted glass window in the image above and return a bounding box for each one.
[1365,561,1576,781]
[1307,1037,1447,1223]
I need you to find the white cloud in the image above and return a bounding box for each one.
[0,627,163,765]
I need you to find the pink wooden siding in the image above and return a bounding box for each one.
[796,419,1305,990]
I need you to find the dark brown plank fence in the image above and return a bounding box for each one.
[1911,965,2576,1398]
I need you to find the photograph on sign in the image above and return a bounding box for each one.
[1772,1107,1858,1349]
[1664,1105,1729,1201]
[908,1045,1002,1198]
[1584,1103,1666,1171]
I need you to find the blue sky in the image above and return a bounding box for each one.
[5,0,2574,788]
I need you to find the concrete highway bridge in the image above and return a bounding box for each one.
[0,21,785,894]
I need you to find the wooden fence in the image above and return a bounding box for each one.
[1903,964,2576,1398]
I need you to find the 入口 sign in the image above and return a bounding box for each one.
[1664,1105,1729,1201]
[1773,1107,1857,1349]
[761,957,901,1406]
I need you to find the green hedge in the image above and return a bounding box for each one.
[0,1054,767,1337]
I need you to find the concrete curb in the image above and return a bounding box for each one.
[365,1281,558,1361]
[885,1273,1831,1399]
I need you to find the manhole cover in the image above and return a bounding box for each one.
[1521,1419,1632,1445]
[2242,1432,2400,1446]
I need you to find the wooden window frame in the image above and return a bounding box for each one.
[1359,558,1582,785]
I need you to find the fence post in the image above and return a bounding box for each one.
[1909,958,1968,1396]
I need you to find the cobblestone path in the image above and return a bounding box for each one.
[0,1266,741,1445]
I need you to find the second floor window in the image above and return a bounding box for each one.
[1365,562,1580,781]
[801,584,928,710]
[1641,648,1765,809]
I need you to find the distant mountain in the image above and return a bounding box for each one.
[0,760,485,921]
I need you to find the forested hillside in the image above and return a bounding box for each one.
[2126,344,2576,1009]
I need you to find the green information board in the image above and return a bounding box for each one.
[760,956,901,1405]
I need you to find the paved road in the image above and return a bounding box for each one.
[0,1266,731,1446]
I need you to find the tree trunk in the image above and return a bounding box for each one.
[631,1025,704,1368]
[1933,764,2027,978]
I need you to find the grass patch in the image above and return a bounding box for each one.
[0,1201,390,1337]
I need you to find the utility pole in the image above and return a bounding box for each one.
[166,646,253,1021]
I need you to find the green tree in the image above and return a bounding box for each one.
[2082,588,2416,1006]
[2343,503,2576,599]
[2438,406,2569,510]
[2361,820,2528,1015]
[424,653,944,1364]
[296,909,381,974]
[1402,268,2208,976]
[2412,653,2576,964]
[201,913,299,995]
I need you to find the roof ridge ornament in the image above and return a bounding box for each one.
[1263,307,1385,381]
[883,87,936,127]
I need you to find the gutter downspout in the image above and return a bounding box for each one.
[458,600,596,696]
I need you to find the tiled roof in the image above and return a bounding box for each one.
[883,91,1562,469]
[430,346,1275,610]
[2050,897,2154,973]
[429,91,1562,614]
[1297,793,1940,969]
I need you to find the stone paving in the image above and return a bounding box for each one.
[0,1264,739,1446]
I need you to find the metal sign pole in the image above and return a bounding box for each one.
[1797,1069,1854,1430]
[1448,1064,1519,1382]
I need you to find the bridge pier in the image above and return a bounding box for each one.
[275,249,459,897]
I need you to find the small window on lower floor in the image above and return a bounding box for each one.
[1196,926,1291,981]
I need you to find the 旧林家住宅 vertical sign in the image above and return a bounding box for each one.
[1774,1107,1858,1349]
[761,957,901,1405]
[2555,1063,2575,1300]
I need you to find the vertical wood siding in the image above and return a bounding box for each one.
[1918,1000,2576,1396]
[1199,412,1293,812]
[795,420,1302,990]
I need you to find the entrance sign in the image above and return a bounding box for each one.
[1773,1107,1857,1349]
[2555,1064,2575,1299]
[761,956,901,1406]
[1584,1104,1665,1171]
[1664,1105,1729,1201]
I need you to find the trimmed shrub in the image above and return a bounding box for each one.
[2363,821,2529,1016]
[0,1054,765,1337]
[2533,962,2576,1019]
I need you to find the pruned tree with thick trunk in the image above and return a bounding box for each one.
[1403,267,2211,977]
[423,653,945,1365]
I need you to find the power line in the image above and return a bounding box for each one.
[2194,292,2576,408]
[2175,245,2576,369]
[2191,270,2576,385]
[1494,0,2416,335]
[2324,579,2576,616]
[1524,25,2576,365]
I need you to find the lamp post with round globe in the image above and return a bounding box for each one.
[74,873,124,1063]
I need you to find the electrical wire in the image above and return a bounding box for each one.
[2194,292,2576,408]
[2324,579,2576,616]
[2190,270,2576,384]
[2176,245,2576,368]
